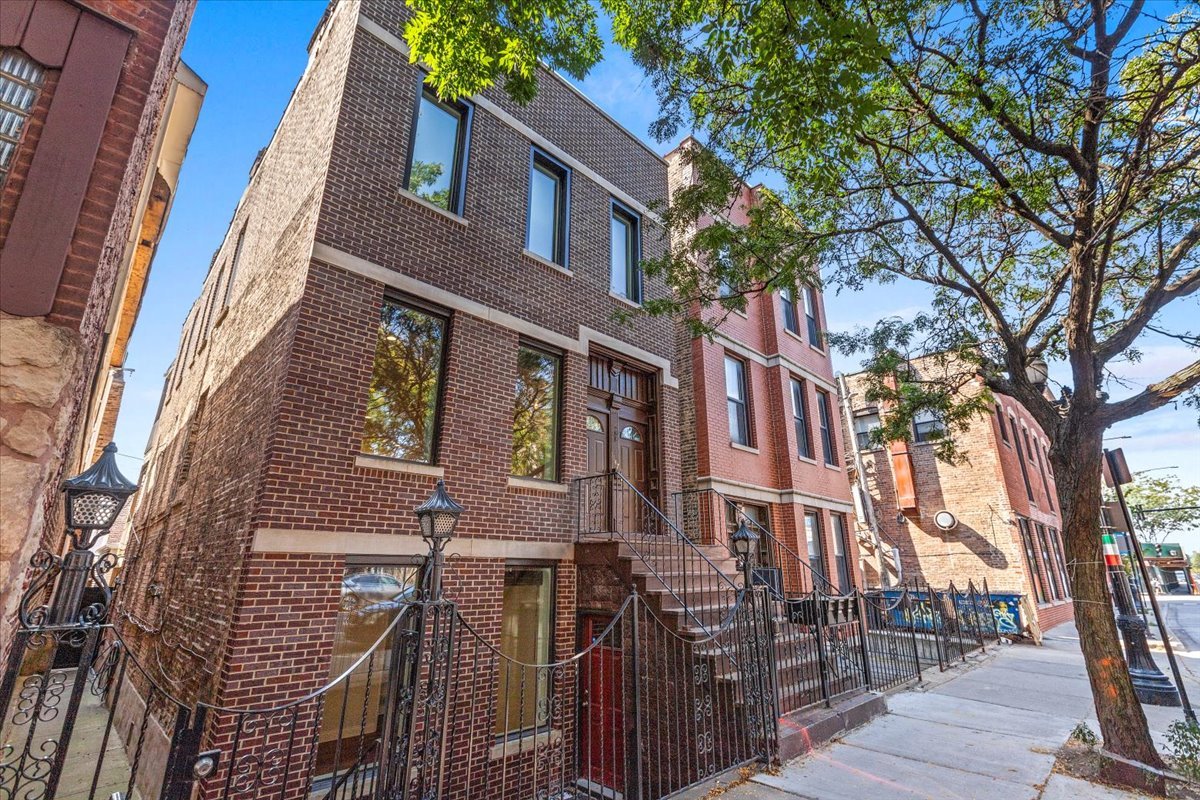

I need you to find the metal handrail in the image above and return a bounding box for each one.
[673,487,839,596]
[575,471,739,635]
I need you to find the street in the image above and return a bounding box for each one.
[717,596,1200,800]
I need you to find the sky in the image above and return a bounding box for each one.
[112,1,1199,544]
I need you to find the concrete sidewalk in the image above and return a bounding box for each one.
[718,626,1195,800]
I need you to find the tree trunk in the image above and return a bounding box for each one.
[1055,428,1164,768]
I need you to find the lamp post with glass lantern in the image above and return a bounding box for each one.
[44,443,138,627]
[731,520,759,589]
[413,479,463,600]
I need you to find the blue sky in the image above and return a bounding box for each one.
[113,1,1198,539]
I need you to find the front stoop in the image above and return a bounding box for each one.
[776,692,889,762]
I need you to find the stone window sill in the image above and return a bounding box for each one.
[507,475,568,494]
[398,188,469,226]
[354,453,444,477]
[824,462,843,472]
[730,441,759,454]
[490,728,561,761]
[521,249,572,277]
[608,291,642,309]
[783,328,806,346]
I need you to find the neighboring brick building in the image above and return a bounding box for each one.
[664,139,861,597]
[842,357,1074,631]
[0,0,200,637]
[118,0,686,791]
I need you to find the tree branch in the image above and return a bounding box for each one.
[1102,359,1200,425]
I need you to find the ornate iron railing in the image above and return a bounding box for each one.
[673,488,839,596]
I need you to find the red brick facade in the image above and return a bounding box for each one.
[0,0,196,640]
[120,0,680,774]
[842,362,1073,632]
[665,141,860,595]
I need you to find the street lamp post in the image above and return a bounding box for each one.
[731,520,759,589]
[47,443,137,626]
[413,479,464,600]
[1103,449,1186,712]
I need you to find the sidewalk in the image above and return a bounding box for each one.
[718,625,1196,800]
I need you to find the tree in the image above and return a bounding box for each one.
[406,0,1200,768]
[1189,550,1200,570]
[1126,476,1200,543]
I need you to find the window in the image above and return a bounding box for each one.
[831,514,852,593]
[853,412,881,451]
[1018,519,1047,603]
[361,300,447,463]
[1011,423,1035,501]
[804,511,826,584]
[790,378,813,459]
[1023,428,1036,462]
[995,404,1009,443]
[817,390,836,465]
[725,355,751,446]
[496,565,554,736]
[802,286,822,346]
[779,286,799,335]
[609,202,641,303]
[1051,528,1070,596]
[1037,523,1063,600]
[912,410,945,443]
[527,150,569,265]
[405,87,471,213]
[316,561,419,779]
[1035,441,1054,510]
[0,49,44,185]
[223,224,246,308]
[725,502,773,567]
[512,345,561,481]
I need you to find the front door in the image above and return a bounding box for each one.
[579,615,624,792]
[586,392,649,533]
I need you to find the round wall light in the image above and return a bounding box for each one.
[933,510,958,531]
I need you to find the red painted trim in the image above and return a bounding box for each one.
[0,11,128,317]
[0,0,34,47]
[20,0,79,67]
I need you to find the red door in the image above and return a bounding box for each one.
[580,615,624,791]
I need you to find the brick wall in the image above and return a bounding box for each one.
[1,0,195,644]
[843,366,1073,631]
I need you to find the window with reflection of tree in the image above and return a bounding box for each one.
[361,300,447,463]
[512,346,560,480]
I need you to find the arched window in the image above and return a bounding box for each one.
[585,415,603,432]
[619,425,642,442]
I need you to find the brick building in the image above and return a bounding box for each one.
[117,0,692,791]
[664,139,861,597]
[842,357,1074,631]
[0,0,200,636]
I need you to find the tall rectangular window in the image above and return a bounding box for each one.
[496,565,554,736]
[609,202,641,303]
[1035,441,1055,510]
[790,377,812,459]
[803,286,821,346]
[223,224,246,308]
[0,49,44,185]
[804,511,826,584]
[1018,518,1047,603]
[779,286,799,334]
[316,561,419,778]
[831,514,851,593]
[405,88,471,213]
[725,355,751,446]
[817,390,836,465]
[1037,523,1062,600]
[1051,528,1070,597]
[853,412,881,451]
[995,404,1009,443]
[1011,421,1035,501]
[527,151,569,265]
[361,300,447,463]
[512,345,561,481]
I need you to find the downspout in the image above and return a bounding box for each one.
[837,373,890,586]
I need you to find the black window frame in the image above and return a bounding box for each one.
[816,389,836,465]
[360,295,451,465]
[1011,420,1035,502]
[609,200,642,303]
[803,285,822,347]
[912,411,945,444]
[803,510,827,584]
[831,513,852,593]
[995,404,1009,443]
[403,82,473,216]
[525,148,571,267]
[1037,522,1063,600]
[725,354,752,447]
[853,411,881,451]
[780,286,799,335]
[1018,518,1048,604]
[511,341,563,482]
[790,376,813,459]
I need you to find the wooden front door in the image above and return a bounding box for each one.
[586,392,649,533]
[579,615,624,791]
